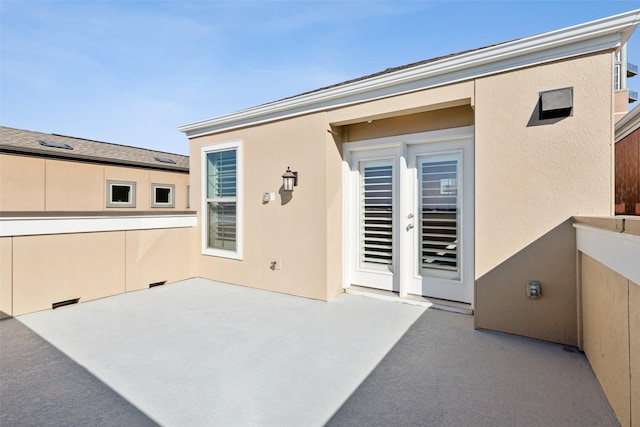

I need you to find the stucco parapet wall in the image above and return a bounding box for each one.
[179,10,640,138]
[0,213,197,237]
[573,216,640,285]
[572,215,640,235]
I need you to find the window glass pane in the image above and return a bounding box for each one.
[155,187,171,204]
[359,161,393,270]
[112,185,131,202]
[207,150,236,198]
[419,158,459,278]
[208,202,236,250]
[206,148,238,252]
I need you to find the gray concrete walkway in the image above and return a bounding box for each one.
[1,278,617,426]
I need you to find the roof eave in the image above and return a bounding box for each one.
[0,145,189,173]
[179,9,640,139]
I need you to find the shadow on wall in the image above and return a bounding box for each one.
[526,97,571,127]
[475,219,577,346]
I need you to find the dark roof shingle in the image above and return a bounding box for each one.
[0,126,189,172]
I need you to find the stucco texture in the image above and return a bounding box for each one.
[474,52,614,344]
[190,112,338,301]
[0,237,12,318]
[0,154,189,213]
[581,253,636,427]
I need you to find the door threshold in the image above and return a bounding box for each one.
[345,285,473,315]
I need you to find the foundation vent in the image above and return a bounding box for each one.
[52,298,80,309]
[149,280,167,288]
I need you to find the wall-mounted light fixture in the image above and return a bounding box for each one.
[282,167,298,191]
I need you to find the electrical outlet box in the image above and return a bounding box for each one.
[526,280,541,298]
[270,257,282,271]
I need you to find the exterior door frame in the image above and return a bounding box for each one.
[342,125,474,304]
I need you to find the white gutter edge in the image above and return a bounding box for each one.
[179,9,640,138]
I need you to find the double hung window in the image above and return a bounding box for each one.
[202,141,242,258]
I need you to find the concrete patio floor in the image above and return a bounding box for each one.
[1,278,618,426]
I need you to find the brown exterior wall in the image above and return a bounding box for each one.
[581,253,638,427]
[474,52,614,345]
[0,153,190,212]
[615,127,640,215]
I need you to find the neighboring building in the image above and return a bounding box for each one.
[179,10,640,345]
[0,127,196,317]
[615,104,640,215]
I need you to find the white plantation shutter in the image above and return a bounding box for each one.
[419,157,460,278]
[359,161,393,270]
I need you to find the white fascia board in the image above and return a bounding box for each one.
[615,103,640,142]
[574,224,640,286]
[1,214,197,237]
[179,10,639,138]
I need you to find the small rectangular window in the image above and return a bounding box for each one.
[151,183,175,208]
[106,180,136,207]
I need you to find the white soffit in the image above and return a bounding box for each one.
[179,9,640,138]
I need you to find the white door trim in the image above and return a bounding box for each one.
[342,126,474,303]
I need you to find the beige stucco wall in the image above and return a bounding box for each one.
[6,227,193,316]
[125,227,193,292]
[188,81,475,301]
[0,237,12,318]
[580,253,638,427]
[343,105,474,142]
[190,112,335,300]
[474,52,614,344]
[46,159,105,211]
[0,153,189,212]
[615,89,630,123]
[631,280,640,427]
[0,154,45,211]
[12,232,126,315]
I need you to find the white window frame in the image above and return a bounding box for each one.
[106,180,136,208]
[201,140,243,260]
[151,183,175,208]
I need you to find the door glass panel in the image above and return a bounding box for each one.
[359,161,393,271]
[419,156,459,279]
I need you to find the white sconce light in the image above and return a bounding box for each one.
[282,167,298,191]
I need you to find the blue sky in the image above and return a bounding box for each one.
[1,1,639,155]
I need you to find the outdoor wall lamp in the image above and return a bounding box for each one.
[282,167,298,191]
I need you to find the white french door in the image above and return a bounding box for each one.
[344,127,474,304]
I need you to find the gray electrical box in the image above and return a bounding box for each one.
[526,280,541,299]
